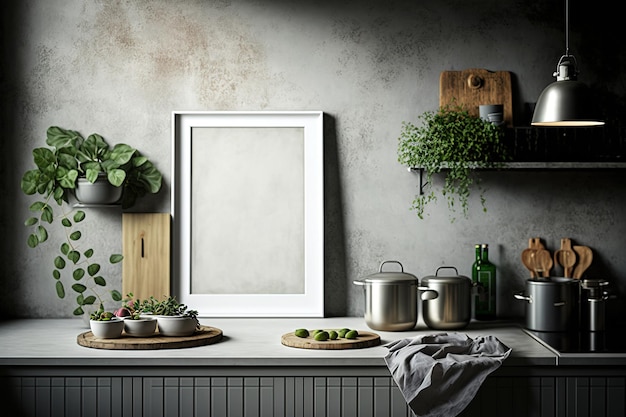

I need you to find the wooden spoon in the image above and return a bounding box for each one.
[521,248,537,278]
[521,238,536,277]
[534,249,553,277]
[530,237,544,250]
[521,238,543,278]
[573,245,593,279]
[554,238,577,278]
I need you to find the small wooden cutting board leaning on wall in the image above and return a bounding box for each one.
[440,68,513,127]
[122,213,171,300]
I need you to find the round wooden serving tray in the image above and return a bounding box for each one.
[77,325,223,350]
[281,330,380,350]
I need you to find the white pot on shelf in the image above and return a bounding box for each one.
[89,318,124,339]
[74,176,122,205]
[123,317,158,337]
[155,316,198,337]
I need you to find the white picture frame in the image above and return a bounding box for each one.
[172,111,324,317]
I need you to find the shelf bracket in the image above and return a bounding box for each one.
[408,167,427,195]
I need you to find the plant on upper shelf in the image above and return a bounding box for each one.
[20,126,164,316]
[397,104,509,221]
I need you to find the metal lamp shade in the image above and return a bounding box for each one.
[531,79,604,127]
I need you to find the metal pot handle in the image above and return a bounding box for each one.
[418,286,438,300]
[379,260,404,273]
[514,292,532,303]
[435,266,458,276]
[472,282,484,296]
[353,280,365,286]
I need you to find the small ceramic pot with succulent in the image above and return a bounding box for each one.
[89,307,124,339]
[114,293,158,337]
[122,312,157,337]
[115,293,199,337]
[140,296,200,337]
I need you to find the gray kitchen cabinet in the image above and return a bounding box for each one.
[3,368,626,417]
[2,319,626,417]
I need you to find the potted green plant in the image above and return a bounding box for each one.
[397,104,509,221]
[20,126,164,317]
[22,126,163,208]
[89,307,124,339]
[140,295,200,337]
[114,293,158,337]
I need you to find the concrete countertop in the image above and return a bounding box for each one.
[0,317,546,367]
[0,317,622,368]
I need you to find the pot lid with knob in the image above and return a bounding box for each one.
[421,266,471,285]
[354,260,418,286]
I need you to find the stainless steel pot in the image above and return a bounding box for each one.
[353,261,437,331]
[420,266,473,330]
[580,278,609,332]
[514,277,579,332]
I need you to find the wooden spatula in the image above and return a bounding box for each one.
[521,249,536,277]
[554,238,577,278]
[521,237,544,278]
[573,246,593,279]
[521,238,537,278]
[535,249,553,277]
[531,237,544,250]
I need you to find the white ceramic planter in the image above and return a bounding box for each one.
[123,317,157,337]
[90,318,124,339]
[155,316,198,337]
[74,177,122,205]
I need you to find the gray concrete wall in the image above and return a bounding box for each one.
[1,0,624,320]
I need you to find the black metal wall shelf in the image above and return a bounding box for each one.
[408,125,626,195]
[409,162,626,195]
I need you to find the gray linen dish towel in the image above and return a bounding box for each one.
[384,333,511,417]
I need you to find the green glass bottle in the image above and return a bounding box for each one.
[475,243,497,320]
[471,244,482,283]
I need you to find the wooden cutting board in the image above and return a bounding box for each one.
[122,213,171,300]
[281,330,380,350]
[77,326,222,350]
[440,68,513,127]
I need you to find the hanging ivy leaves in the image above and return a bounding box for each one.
[54,256,66,269]
[73,268,85,281]
[56,281,65,298]
[87,263,101,276]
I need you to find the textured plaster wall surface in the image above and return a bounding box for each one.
[1,0,624,320]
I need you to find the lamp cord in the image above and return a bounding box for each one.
[565,0,570,56]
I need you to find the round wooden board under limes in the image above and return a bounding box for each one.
[281,330,380,350]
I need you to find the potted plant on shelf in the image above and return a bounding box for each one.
[89,307,124,339]
[22,126,163,208]
[20,126,164,317]
[397,104,509,221]
[114,293,158,337]
[139,295,200,337]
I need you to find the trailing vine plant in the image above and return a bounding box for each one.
[397,104,509,221]
[21,126,163,315]
[24,195,123,316]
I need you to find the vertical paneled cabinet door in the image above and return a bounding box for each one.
[4,374,626,416]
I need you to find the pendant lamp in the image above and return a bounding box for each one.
[531,0,604,127]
